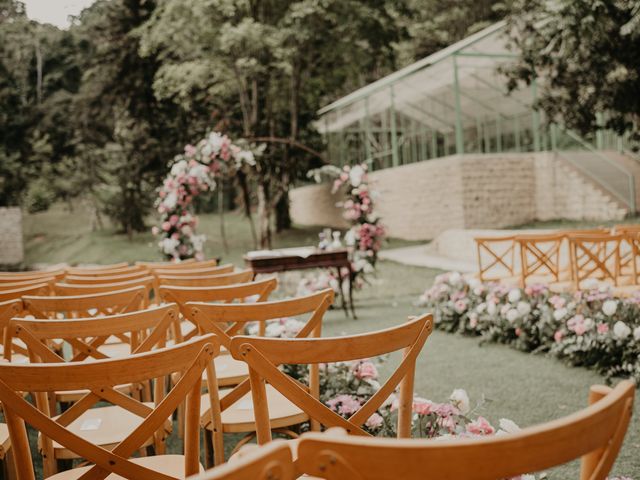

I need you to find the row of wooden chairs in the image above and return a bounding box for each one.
[0,258,635,479]
[475,224,640,295]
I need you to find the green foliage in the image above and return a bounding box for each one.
[504,0,640,144]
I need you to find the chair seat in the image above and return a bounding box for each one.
[0,422,10,459]
[97,341,133,357]
[200,385,308,433]
[45,404,170,460]
[44,454,203,479]
[208,355,249,387]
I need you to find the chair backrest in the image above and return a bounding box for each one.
[152,263,234,277]
[68,261,130,271]
[612,224,640,234]
[0,277,56,290]
[0,334,218,480]
[135,258,197,267]
[191,442,295,480]
[6,303,180,363]
[53,276,156,307]
[229,314,433,444]
[22,286,146,318]
[157,269,253,287]
[0,282,52,302]
[515,233,564,286]
[146,259,219,272]
[474,236,517,282]
[296,381,635,480]
[63,269,151,284]
[65,264,147,277]
[0,269,66,282]
[568,233,621,288]
[0,299,27,358]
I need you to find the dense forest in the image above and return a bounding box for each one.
[1,0,638,237]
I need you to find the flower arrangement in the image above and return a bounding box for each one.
[309,163,385,289]
[152,131,258,260]
[418,273,640,383]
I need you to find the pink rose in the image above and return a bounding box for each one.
[169,215,179,225]
[597,323,609,334]
[161,221,171,232]
[554,330,564,343]
[365,412,384,429]
[466,416,495,436]
[412,397,434,416]
[354,361,378,380]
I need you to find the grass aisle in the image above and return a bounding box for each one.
[23,207,640,477]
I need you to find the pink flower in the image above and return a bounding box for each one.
[434,403,460,417]
[184,144,197,156]
[515,328,522,337]
[161,221,171,232]
[169,215,179,225]
[466,416,495,435]
[354,361,378,380]
[554,330,564,343]
[412,397,435,415]
[151,226,160,235]
[326,395,361,416]
[597,323,609,334]
[549,295,566,309]
[365,412,384,429]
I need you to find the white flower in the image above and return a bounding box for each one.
[163,191,177,210]
[344,229,357,246]
[487,302,497,316]
[349,165,365,187]
[237,150,256,166]
[613,321,631,339]
[602,300,618,316]
[583,317,595,331]
[506,309,520,323]
[449,389,470,414]
[516,301,531,316]
[581,278,599,290]
[634,326,640,341]
[498,418,521,433]
[553,308,568,321]
[170,159,188,176]
[507,289,521,303]
[468,278,481,290]
[476,302,487,314]
[448,272,462,285]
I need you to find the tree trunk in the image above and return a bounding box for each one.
[236,170,258,249]
[218,185,229,254]
[275,190,291,232]
[257,181,272,249]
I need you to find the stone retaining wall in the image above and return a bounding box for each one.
[0,207,24,266]
[290,153,627,240]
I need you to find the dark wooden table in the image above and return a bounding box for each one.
[244,247,356,318]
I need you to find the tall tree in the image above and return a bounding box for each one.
[504,0,640,144]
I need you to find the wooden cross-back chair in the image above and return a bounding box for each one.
[187,289,335,466]
[135,258,197,268]
[516,233,564,287]
[65,264,148,278]
[0,269,66,283]
[0,299,29,362]
[68,262,130,271]
[0,277,56,291]
[54,276,157,307]
[0,334,218,480]
[229,314,434,447]
[0,282,52,302]
[474,236,519,284]
[152,264,235,278]
[157,269,253,288]
[63,269,151,285]
[4,304,182,475]
[159,277,278,342]
[567,234,622,291]
[192,442,295,480]
[145,259,219,272]
[296,381,635,480]
[22,285,146,319]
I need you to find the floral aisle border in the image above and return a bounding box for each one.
[152,131,259,260]
[309,163,385,289]
[418,273,640,383]
[254,316,632,480]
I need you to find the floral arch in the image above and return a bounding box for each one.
[152,131,256,260]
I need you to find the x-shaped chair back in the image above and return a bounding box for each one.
[0,334,218,480]
[0,282,53,302]
[157,269,253,288]
[159,277,278,341]
[0,269,66,283]
[153,264,234,277]
[54,276,157,307]
[516,233,563,286]
[229,314,433,445]
[6,303,182,475]
[22,285,146,319]
[568,234,621,289]
[192,441,295,480]
[475,236,517,282]
[296,381,634,480]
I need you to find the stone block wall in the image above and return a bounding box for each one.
[0,207,24,266]
[289,153,628,240]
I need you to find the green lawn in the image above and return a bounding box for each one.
[21,206,640,478]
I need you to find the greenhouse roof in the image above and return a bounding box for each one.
[318,21,508,116]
